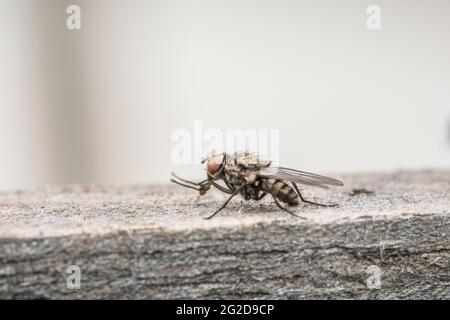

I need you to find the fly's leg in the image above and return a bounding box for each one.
[171,172,209,186]
[292,183,338,207]
[204,192,237,219]
[171,172,213,195]
[224,180,236,193]
[211,182,233,194]
[256,192,267,200]
[171,172,234,195]
[204,186,244,220]
[170,178,203,192]
[271,194,306,219]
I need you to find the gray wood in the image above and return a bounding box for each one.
[0,170,449,299]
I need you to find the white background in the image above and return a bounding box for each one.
[0,0,449,191]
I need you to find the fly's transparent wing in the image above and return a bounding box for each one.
[258,167,343,189]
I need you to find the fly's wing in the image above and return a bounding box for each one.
[258,166,343,189]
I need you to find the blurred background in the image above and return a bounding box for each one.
[0,0,449,191]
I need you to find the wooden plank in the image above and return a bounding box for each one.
[0,170,449,299]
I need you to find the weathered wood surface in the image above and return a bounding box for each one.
[0,170,449,299]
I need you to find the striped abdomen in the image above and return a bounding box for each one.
[262,178,299,206]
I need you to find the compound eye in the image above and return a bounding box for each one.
[207,154,224,176]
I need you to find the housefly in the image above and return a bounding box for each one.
[171,152,343,219]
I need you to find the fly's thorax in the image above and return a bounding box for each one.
[224,164,248,186]
[243,171,257,184]
[232,151,271,169]
[223,165,238,185]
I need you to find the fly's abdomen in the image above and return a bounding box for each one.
[262,178,299,206]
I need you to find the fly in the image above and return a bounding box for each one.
[171,152,343,219]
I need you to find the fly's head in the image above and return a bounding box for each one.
[198,152,227,196]
[202,153,227,180]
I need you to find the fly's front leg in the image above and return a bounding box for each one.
[211,182,233,194]
[171,172,209,186]
[224,179,236,193]
[171,172,213,195]
[204,185,244,220]
[170,179,204,192]
[292,183,338,207]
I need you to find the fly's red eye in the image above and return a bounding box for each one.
[207,154,224,176]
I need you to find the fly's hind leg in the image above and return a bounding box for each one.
[271,195,306,219]
[292,183,338,207]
